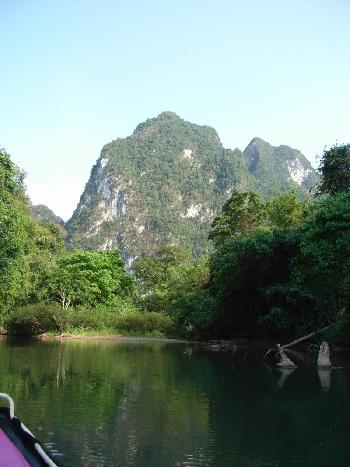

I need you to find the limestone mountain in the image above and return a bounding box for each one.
[244,137,317,196]
[66,112,318,265]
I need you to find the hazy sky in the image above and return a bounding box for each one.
[1,0,349,219]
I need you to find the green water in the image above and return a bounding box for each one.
[0,337,349,466]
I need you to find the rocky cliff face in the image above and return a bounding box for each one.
[66,112,318,265]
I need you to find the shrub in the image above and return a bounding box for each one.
[5,302,174,336]
[65,308,173,335]
[6,304,68,335]
[109,312,173,334]
[67,308,106,330]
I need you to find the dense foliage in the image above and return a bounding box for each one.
[135,246,214,335]
[0,149,145,335]
[48,250,135,308]
[316,144,350,196]
[135,163,349,344]
[1,140,348,344]
[204,146,349,343]
[0,150,65,315]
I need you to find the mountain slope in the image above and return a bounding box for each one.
[66,112,318,265]
[31,204,67,236]
[31,204,65,226]
[244,137,318,196]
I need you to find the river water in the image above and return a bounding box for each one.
[0,337,349,466]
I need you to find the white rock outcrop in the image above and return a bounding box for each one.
[317,341,331,368]
[276,344,297,368]
[182,148,193,159]
[286,158,311,186]
[181,204,202,218]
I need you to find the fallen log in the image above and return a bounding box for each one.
[262,324,332,359]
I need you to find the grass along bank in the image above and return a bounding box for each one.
[4,303,174,338]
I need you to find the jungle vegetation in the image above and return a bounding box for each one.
[0,143,349,343]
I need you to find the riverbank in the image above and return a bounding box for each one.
[2,325,349,354]
[3,305,174,337]
[37,333,190,344]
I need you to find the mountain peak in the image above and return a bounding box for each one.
[67,115,318,265]
[243,137,317,189]
[246,137,271,148]
[133,111,182,134]
[156,111,181,120]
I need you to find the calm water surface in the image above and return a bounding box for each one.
[0,337,349,466]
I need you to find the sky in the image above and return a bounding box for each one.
[1,0,349,220]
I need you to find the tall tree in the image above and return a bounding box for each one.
[209,191,266,246]
[316,143,350,196]
[266,189,311,229]
[49,250,135,308]
[0,149,29,316]
[295,192,350,314]
[134,245,190,291]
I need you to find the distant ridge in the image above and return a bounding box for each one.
[31,204,67,237]
[31,204,65,226]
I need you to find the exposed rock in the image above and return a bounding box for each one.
[317,341,331,368]
[182,148,193,159]
[276,344,297,368]
[181,204,202,219]
[286,158,312,185]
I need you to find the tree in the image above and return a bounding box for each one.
[0,149,29,317]
[295,192,350,315]
[16,222,66,305]
[266,189,311,229]
[209,191,266,246]
[208,227,335,340]
[134,245,190,291]
[0,149,25,197]
[159,256,214,334]
[49,250,135,308]
[316,143,350,196]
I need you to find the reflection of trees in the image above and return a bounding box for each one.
[0,339,349,466]
[0,339,211,466]
[194,352,350,466]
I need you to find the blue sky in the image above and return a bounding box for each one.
[1,0,349,219]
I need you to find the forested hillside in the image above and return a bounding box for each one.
[134,143,350,345]
[66,112,317,265]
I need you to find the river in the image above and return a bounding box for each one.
[0,337,349,466]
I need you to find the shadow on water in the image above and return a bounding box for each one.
[0,337,349,466]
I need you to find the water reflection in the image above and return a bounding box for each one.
[318,368,332,392]
[0,338,349,466]
[277,368,296,388]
